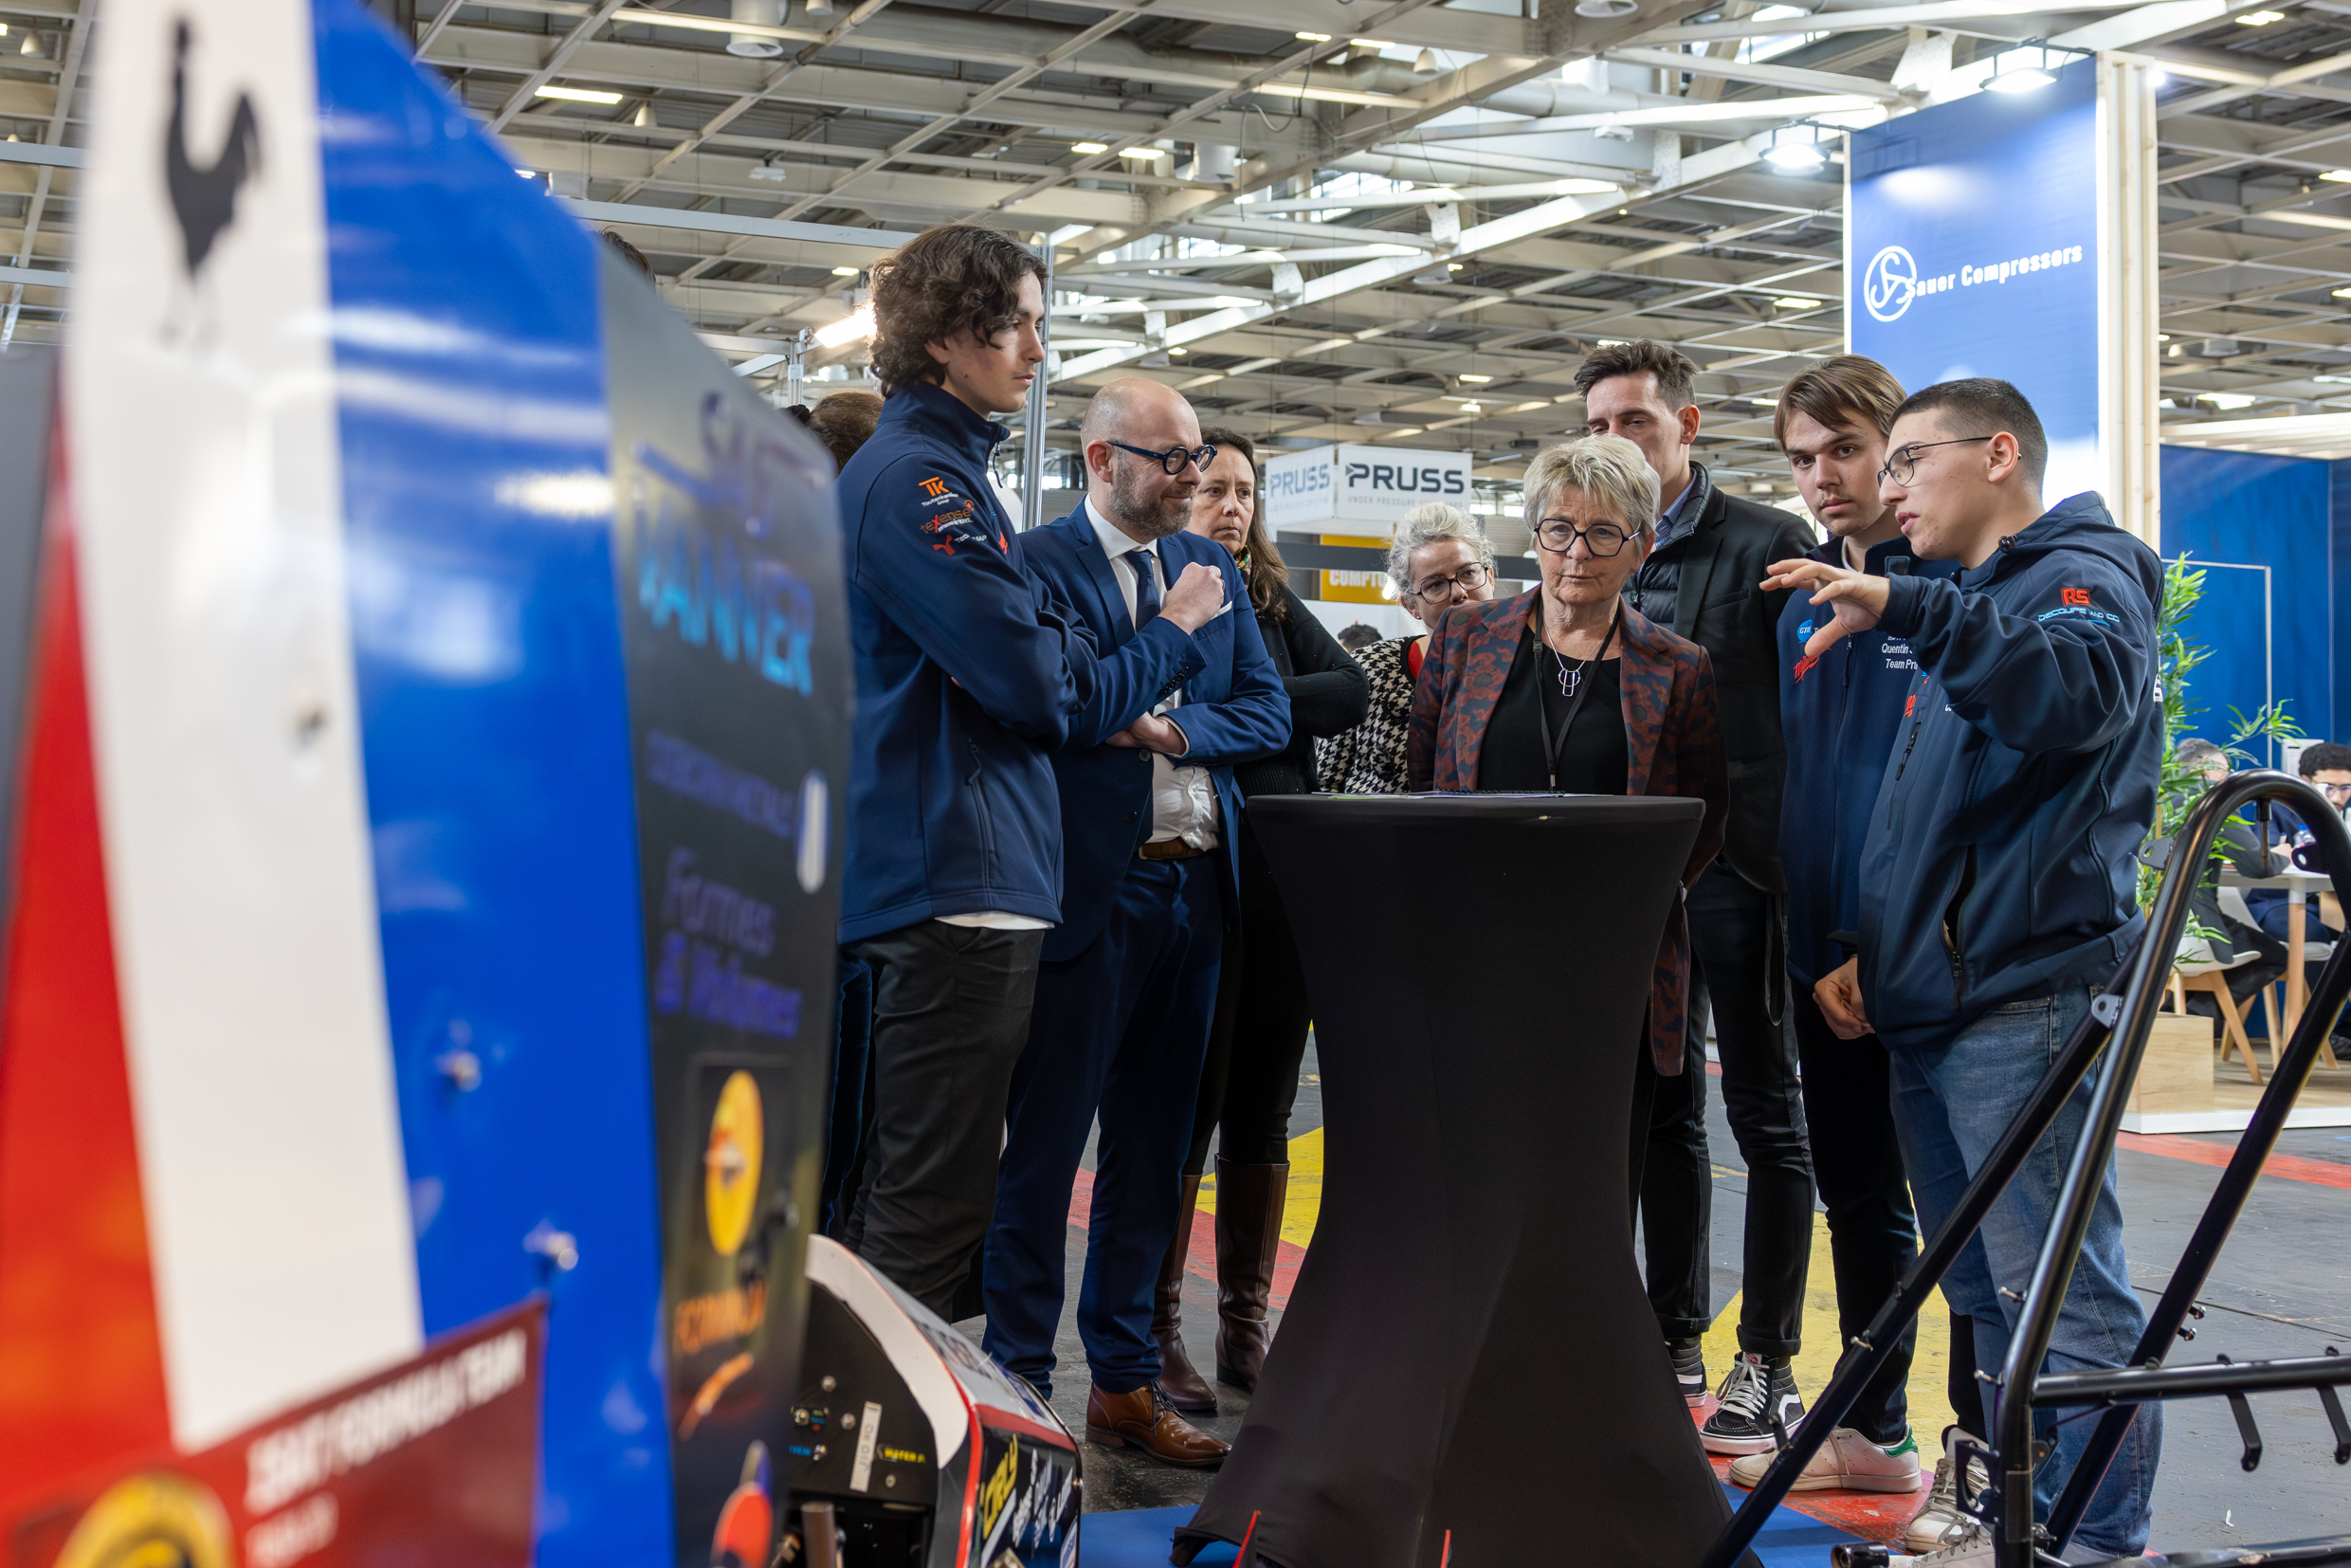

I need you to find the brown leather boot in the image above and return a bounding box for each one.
[1212,1157,1288,1392]
[1084,1383,1230,1467]
[1152,1174,1217,1413]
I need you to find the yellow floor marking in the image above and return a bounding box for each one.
[1702,1212,1959,1446]
[1194,1126,1324,1250]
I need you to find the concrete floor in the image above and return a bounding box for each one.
[963,1035,2351,1555]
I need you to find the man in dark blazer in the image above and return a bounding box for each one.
[984,377,1289,1465]
[1576,339,1821,1453]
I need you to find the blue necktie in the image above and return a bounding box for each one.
[1131,545,1162,630]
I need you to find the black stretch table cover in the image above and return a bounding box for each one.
[1175,793,1755,1568]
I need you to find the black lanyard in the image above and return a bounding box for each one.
[1533,599,1620,792]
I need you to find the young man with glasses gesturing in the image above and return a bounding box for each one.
[987,378,1288,1464]
[1735,358,1982,1549]
[1764,378,2164,1563]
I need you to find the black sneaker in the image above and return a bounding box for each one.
[1701,1351,1805,1455]
[1667,1338,1707,1407]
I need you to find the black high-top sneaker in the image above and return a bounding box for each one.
[1701,1350,1805,1455]
[1667,1338,1707,1407]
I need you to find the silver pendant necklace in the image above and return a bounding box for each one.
[1554,646,1590,699]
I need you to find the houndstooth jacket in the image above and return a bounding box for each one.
[1314,635,1414,794]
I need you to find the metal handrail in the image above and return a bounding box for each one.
[1695,770,2351,1568]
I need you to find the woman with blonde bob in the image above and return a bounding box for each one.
[1406,435,1728,1184]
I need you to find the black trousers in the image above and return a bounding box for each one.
[1790,984,1918,1444]
[1638,866,1815,1358]
[1186,820,1310,1174]
[843,920,1045,1320]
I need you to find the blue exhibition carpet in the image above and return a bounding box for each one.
[1078,1486,1863,1566]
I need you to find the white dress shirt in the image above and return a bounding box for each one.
[1087,499,1221,852]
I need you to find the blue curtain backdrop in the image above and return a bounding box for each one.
[2158,445,2333,765]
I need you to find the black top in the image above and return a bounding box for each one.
[1234,577,1372,799]
[1620,460,1816,889]
[1474,624,1629,794]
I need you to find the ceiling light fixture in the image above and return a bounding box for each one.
[535,84,625,104]
[1354,38,1395,48]
[1120,146,1167,159]
[1986,45,2060,94]
[1413,47,1438,72]
[1459,373,1492,383]
[2324,169,2351,183]
[1169,345,1188,355]
[726,0,784,56]
[749,165,788,181]
[1295,30,1332,42]
[1761,127,1826,173]
[816,306,876,349]
[831,265,861,277]
[2236,9,2286,23]
[1774,296,1821,309]
[1070,141,1108,155]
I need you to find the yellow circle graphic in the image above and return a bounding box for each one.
[704,1069,764,1256]
[54,1473,234,1568]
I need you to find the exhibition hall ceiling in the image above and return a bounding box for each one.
[13,0,2351,485]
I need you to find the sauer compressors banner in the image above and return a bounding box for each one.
[0,0,848,1563]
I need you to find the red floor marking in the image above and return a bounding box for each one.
[1692,1408,1912,1547]
[2117,1130,2351,1191]
[1066,1168,1308,1312]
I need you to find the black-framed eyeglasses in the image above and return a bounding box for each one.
[1108,439,1217,476]
[1533,517,1640,557]
[1408,563,1490,601]
[1878,436,1993,486]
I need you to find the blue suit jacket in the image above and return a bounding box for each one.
[1019,504,1291,962]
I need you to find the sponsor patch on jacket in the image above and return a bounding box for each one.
[921,505,996,555]
[1793,652,1819,684]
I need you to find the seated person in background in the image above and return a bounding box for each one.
[1406,435,1726,1208]
[2243,740,2351,945]
[2156,738,2287,1040]
[1335,622,1382,654]
[1316,502,1497,793]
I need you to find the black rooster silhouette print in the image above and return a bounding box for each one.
[164,17,260,319]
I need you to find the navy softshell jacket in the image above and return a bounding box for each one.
[1857,493,2164,1050]
[836,382,1097,942]
[1777,535,1959,988]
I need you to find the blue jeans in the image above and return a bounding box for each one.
[1886,985,2161,1561]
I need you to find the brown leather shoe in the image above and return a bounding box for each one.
[1084,1383,1230,1468]
[1152,1175,1217,1413]
[1213,1157,1288,1392]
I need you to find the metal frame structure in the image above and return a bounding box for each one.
[1700,769,2351,1568]
[24,2,2351,491]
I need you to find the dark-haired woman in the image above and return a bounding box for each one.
[1149,427,1369,1412]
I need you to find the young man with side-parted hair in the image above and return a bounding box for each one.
[832,224,1099,1320]
[1732,357,1978,1545]
[1766,377,2164,1560]
[1574,338,1821,1452]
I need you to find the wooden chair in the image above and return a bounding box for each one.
[2168,964,2263,1084]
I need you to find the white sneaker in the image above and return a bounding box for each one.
[1726,1426,1924,1493]
[1904,1426,1989,1554]
[1892,1528,1990,1566]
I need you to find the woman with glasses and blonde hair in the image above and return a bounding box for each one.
[1407,434,1728,1194]
[1315,501,1498,793]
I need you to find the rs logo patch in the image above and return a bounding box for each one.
[2061,586,2090,607]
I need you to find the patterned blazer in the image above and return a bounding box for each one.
[1315,635,1413,793]
[1405,590,1727,1074]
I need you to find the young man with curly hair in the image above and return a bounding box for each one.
[833,224,1100,1320]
